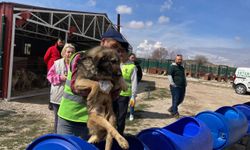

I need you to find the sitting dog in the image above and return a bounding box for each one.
[73,46,129,150]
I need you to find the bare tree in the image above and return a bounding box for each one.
[194,55,208,78]
[194,55,208,66]
[169,51,177,60]
[151,47,168,60]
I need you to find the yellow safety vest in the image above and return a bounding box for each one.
[58,52,88,123]
[120,63,136,96]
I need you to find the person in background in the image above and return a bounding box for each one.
[44,37,65,71]
[57,28,129,140]
[129,53,143,83]
[113,47,138,136]
[44,37,65,110]
[167,54,187,118]
[47,43,75,133]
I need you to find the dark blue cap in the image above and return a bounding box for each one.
[102,28,129,50]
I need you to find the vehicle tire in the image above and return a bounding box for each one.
[235,84,247,95]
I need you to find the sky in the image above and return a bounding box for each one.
[1,0,250,67]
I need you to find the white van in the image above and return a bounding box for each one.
[233,67,250,94]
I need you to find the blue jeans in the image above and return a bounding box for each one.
[170,85,186,114]
[130,106,134,115]
[57,117,89,140]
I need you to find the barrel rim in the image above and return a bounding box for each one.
[26,134,84,150]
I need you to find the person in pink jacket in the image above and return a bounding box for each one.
[47,43,75,133]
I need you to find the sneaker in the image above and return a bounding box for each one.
[129,114,134,121]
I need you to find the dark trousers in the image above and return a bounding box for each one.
[52,103,60,133]
[170,85,186,114]
[113,96,130,135]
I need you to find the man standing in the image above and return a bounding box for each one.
[167,54,187,118]
[57,28,129,140]
[44,37,65,71]
[129,53,143,83]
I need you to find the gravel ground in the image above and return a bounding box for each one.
[0,73,249,149]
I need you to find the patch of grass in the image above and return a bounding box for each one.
[145,87,171,100]
[0,111,53,150]
[136,103,150,111]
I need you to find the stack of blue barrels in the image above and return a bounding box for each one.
[27,103,250,150]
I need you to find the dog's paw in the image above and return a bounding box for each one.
[117,136,129,150]
[88,135,101,143]
[119,78,128,91]
[121,83,128,91]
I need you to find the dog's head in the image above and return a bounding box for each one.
[87,46,121,78]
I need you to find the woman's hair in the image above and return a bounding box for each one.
[61,43,75,57]
[129,53,136,57]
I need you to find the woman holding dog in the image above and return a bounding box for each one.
[47,43,75,133]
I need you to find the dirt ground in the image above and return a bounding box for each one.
[0,74,249,149]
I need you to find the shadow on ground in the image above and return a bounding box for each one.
[135,110,173,119]
[137,80,156,94]
[11,94,50,105]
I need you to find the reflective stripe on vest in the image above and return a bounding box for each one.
[120,63,135,96]
[63,80,83,103]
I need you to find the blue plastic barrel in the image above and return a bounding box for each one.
[26,134,98,150]
[137,117,213,150]
[233,104,250,133]
[94,135,149,150]
[196,106,248,150]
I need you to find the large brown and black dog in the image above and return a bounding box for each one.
[73,46,129,150]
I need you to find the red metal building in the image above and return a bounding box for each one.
[0,2,128,100]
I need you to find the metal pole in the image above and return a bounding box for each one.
[0,15,6,95]
[117,14,120,32]
[6,14,16,101]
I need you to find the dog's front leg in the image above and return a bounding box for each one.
[89,113,129,150]
[105,114,116,150]
[74,78,99,101]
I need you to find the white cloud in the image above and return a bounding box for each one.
[136,40,165,58]
[116,5,132,14]
[160,0,173,12]
[87,0,96,6]
[234,36,241,41]
[127,20,145,29]
[146,21,153,27]
[158,16,170,24]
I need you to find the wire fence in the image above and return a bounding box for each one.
[137,58,236,82]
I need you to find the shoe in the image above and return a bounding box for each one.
[171,112,180,119]
[168,107,173,113]
[129,114,134,121]
[48,103,53,111]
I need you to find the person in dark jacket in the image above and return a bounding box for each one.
[129,53,143,83]
[167,54,187,118]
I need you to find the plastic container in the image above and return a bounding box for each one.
[137,117,213,150]
[196,106,248,150]
[233,104,250,133]
[94,135,149,150]
[26,134,98,150]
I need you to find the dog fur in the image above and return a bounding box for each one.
[73,46,129,150]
